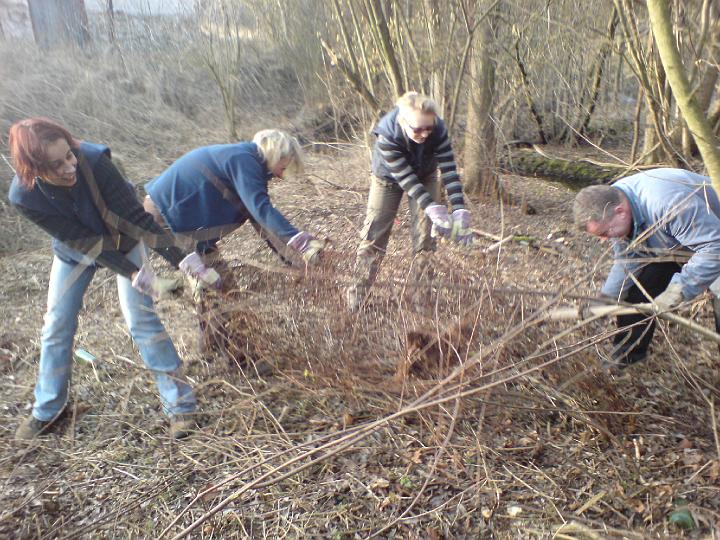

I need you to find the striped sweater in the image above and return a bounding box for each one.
[370,107,465,211]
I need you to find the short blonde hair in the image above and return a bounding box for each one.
[396,91,438,121]
[253,129,304,175]
[573,185,622,230]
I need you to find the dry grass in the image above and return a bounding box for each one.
[1,146,719,538]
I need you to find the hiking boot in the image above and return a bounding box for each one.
[169,414,196,440]
[603,345,648,371]
[15,415,55,440]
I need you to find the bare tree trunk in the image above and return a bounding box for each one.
[647,0,720,186]
[463,18,496,196]
[615,0,678,164]
[366,0,404,97]
[106,0,116,45]
[575,7,619,141]
[630,85,644,162]
[423,0,443,109]
[679,15,720,155]
[28,0,90,49]
[513,39,547,144]
[105,0,128,75]
[320,38,381,113]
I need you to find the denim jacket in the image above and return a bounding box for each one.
[602,168,720,300]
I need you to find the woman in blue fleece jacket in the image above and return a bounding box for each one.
[143,129,323,357]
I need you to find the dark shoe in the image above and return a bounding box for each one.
[169,414,196,440]
[15,415,55,440]
[249,358,274,377]
[603,345,648,371]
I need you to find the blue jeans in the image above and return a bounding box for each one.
[32,244,196,421]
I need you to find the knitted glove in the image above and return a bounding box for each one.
[179,252,221,289]
[653,282,684,311]
[450,209,473,246]
[425,204,452,239]
[131,264,181,300]
[287,231,324,265]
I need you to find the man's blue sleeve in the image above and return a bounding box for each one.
[601,241,643,300]
[666,196,720,299]
[232,162,299,241]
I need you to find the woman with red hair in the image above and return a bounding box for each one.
[8,118,219,440]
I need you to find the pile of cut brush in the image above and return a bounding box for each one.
[158,217,720,538]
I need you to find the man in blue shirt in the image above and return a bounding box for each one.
[573,168,720,367]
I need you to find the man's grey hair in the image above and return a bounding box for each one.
[573,185,622,231]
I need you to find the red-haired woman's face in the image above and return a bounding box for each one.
[43,138,77,186]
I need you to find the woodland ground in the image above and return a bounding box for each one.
[1,144,719,539]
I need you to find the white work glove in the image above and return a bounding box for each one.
[425,204,452,239]
[131,264,181,300]
[179,252,221,289]
[450,209,473,246]
[653,282,685,311]
[287,231,324,265]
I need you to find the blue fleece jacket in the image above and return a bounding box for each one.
[145,142,298,252]
[602,168,720,300]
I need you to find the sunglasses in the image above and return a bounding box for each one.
[408,124,434,135]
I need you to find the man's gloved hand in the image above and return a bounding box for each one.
[131,264,181,300]
[179,252,221,289]
[287,231,324,265]
[450,209,473,246]
[653,282,685,311]
[426,204,453,239]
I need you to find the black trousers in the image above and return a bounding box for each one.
[615,261,720,354]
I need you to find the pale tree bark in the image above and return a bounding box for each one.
[320,38,381,113]
[679,9,720,155]
[513,37,547,144]
[105,0,128,75]
[423,0,444,109]
[464,12,530,212]
[28,0,90,49]
[615,0,678,164]
[463,16,495,196]
[366,0,404,98]
[647,0,720,187]
[573,6,619,141]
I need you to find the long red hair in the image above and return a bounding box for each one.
[8,118,79,188]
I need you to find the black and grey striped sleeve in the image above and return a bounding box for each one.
[435,125,465,211]
[376,134,435,210]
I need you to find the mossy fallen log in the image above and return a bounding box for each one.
[499,149,625,190]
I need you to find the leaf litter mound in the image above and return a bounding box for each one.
[1,149,719,538]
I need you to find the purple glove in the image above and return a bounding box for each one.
[287,231,324,265]
[179,252,221,288]
[425,204,452,238]
[131,264,181,300]
[450,209,473,246]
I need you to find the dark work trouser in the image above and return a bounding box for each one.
[615,261,720,355]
